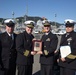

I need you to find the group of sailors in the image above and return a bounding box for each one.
[0,18,76,75]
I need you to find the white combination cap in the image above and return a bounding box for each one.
[4,19,15,24]
[24,20,35,28]
[64,19,76,27]
[64,19,75,24]
[42,20,51,26]
[4,19,15,27]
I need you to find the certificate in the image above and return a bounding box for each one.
[60,45,71,58]
[32,40,42,51]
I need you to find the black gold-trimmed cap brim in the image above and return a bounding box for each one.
[43,22,51,26]
[26,24,34,28]
[65,23,74,27]
[44,25,50,27]
[44,24,50,27]
[6,23,15,27]
[44,24,50,26]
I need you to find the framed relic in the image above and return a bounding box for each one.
[32,40,42,51]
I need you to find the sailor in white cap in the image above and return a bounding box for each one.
[24,20,35,34]
[0,19,17,75]
[24,20,35,28]
[4,19,15,34]
[4,19,15,27]
[59,19,76,75]
[42,20,51,26]
[42,20,51,33]
[37,20,58,75]
[64,19,75,27]
[16,20,36,75]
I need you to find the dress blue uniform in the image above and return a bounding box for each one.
[40,20,58,75]
[0,19,17,75]
[59,19,76,75]
[16,20,35,75]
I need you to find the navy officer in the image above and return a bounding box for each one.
[37,20,58,75]
[0,19,17,75]
[16,20,36,75]
[59,19,76,75]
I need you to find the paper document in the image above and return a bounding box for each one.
[60,46,71,58]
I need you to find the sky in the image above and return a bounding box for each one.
[0,0,76,23]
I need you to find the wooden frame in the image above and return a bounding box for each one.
[32,40,42,51]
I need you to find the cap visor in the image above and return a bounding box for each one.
[44,25,50,27]
[27,25,34,28]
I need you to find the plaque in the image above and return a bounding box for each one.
[32,40,42,51]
